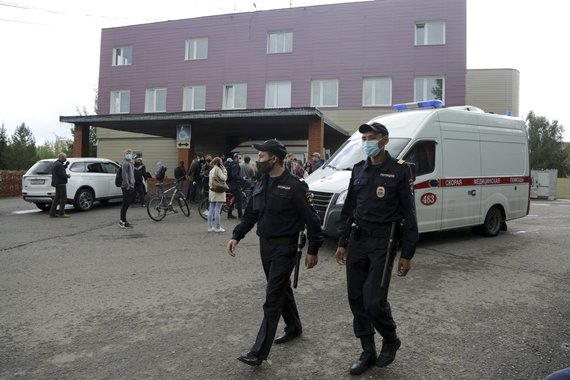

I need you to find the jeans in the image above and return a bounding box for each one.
[207,201,223,229]
[120,187,135,223]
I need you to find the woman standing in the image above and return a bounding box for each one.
[208,157,228,232]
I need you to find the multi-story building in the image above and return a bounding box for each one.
[62,0,478,170]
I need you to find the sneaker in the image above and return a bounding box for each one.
[124,222,134,228]
[214,227,225,233]
[207,228,214,232]
[118,221,127,229]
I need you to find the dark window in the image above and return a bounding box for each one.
[86,163,103,173]
[404,141,436,176]
[101,162,120,174]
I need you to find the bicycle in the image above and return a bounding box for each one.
[198,187,249,221]
[147,181,190,221]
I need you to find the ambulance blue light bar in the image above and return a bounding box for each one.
[391,100,443,111]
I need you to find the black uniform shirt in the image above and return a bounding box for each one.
[232,169,324,255]
[338,151,418,259]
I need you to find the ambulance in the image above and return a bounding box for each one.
[305,100,530,238]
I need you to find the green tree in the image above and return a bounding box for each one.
[0,123,9,169]
[8,123,37,170]
[527,111,569,177]
[37,140,57,160]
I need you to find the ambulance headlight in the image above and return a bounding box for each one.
[336,190,348,205]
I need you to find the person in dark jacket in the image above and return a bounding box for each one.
[119,148,136,229]
[49,152,71,218]
[133,156,147,207]
[335,122,418,375]
[227,153,244,219]
[174,161,187,193]
[226,139,325,367]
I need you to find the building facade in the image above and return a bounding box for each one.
[70,0,469,169]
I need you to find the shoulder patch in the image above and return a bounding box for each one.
[397,159,406,165]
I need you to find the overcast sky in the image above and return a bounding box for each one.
[0,0,568,144]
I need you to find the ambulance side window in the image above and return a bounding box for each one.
[404,141,435,176]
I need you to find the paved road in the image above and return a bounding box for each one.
[1,197,569,379]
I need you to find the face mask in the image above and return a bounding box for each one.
[362,140,383,158]
[125,153,132,161]
[257,160,274,174]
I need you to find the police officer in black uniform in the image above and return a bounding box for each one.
[335,122,418,375]
[226,139,324,366]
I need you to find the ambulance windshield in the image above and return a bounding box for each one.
[326,137,410,170]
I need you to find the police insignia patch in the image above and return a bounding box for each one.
[306,192,314,205]
[376,186,385,198]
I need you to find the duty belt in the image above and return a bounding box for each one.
[353,224,391,239]
[262,235,298,245]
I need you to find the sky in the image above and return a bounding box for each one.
[1,0,568,145]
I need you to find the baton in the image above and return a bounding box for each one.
[293,230,306,289]
[380,221,399,288]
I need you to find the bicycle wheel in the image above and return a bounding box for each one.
[147,197,167,221]
[177,195,190,217]
[198,198,209,220]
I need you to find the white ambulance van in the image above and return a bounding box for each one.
[306,101,530,238]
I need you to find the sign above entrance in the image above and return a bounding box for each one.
[177,124,191,149]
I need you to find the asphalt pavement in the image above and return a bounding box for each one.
[0,197,569,379]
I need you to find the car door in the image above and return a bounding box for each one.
[100,161,122,197]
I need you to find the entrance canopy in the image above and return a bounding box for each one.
[60,107,349,154]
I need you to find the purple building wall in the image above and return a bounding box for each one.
[98,0,466,114]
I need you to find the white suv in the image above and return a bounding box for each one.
[22,157,123,211]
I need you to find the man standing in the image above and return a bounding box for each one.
[119,148,136,229]
[174,161,187,194]
[226,139,324,367]
[311,152,325,171]
[227,153,244,219]
[239,155,256,193]
[335,122,418,375]
[49,152,70,218]
[133,156,147,207]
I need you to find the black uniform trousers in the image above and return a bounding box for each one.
[346,235,397,339]
[250,238,302,360]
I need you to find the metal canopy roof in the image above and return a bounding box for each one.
[60,107,349,148]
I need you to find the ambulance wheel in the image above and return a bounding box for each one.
[479,206,503,237]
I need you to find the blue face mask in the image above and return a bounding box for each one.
[125,153,132,161]
[362,140,383,158]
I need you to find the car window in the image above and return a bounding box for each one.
[26,161,54,175]
[403,140,436,176]
[101,162,120,174]
[86,163,103,173]
[69,162,86,172]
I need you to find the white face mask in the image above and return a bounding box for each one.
[125,153,132,161]
[362,140,384,158]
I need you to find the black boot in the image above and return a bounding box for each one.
[376,336,401,367]
[349,335,376,375]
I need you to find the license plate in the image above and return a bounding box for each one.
[30,179,45,185]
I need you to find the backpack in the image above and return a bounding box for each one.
[115,166,123,187]
[155,166,167,181]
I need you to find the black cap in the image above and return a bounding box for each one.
[358,122,389,136]
[252,139,287,159]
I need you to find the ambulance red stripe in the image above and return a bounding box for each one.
[414,176,530,190]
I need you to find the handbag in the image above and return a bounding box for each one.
[210,171,229,193]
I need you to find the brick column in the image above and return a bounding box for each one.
[308,117,325,158]
[73,124,90,157]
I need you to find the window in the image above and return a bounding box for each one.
[414,77,444,102]
[267,31,293,54]
[86,163,103,173]
[101,162,120,174]
[311,80,338,107]
[144,88,167,113]
[112,45,132,66]
[403,141,436,177]
[110,90,130,114]
[265,81,291,108]
[415,21,445,45]
[183,86,206,111]
[185,38,208,60]
[362,78,392,106]
[223,84,247,109]
[69,162,86,173]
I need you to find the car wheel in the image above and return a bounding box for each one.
[35,202,50,211]
[479,206,503,237]
[74,188,94,211]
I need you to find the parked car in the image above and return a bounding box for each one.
[22,158,123,211]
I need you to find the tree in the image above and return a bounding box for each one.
[527,111,569,177]
[8,123,37,170]
[0,123,9,169]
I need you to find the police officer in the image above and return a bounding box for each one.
[335,122,418,375]
[226,139,324,366]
